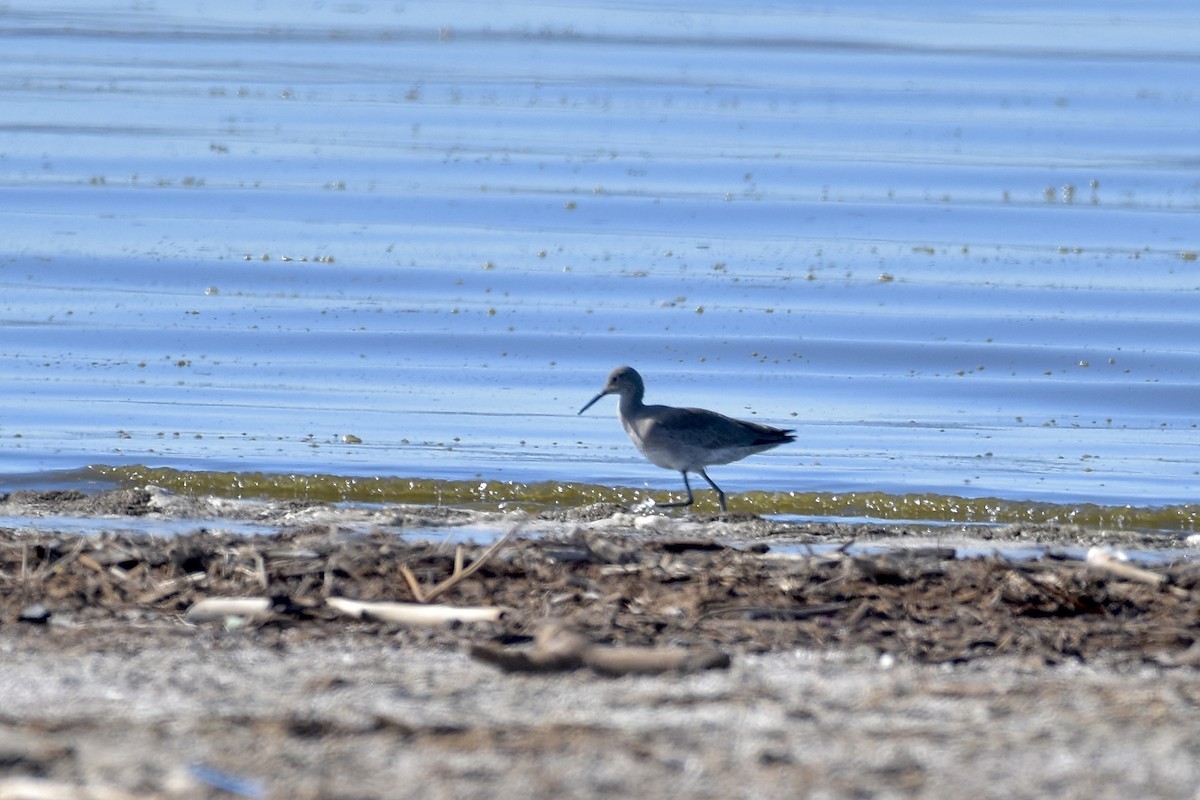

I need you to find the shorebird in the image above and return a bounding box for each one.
[578,365,795,512]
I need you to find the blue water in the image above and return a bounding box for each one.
[2,2,1199,513]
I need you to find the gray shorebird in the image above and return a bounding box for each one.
[578,365,795,512]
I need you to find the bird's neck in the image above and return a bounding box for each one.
[617,391,643,420]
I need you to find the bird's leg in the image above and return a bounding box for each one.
[697,469,727,513]
[655,471,696,508]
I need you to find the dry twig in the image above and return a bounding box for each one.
[400,520,521,603]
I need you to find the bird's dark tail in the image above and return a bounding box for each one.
[753,427,796,446]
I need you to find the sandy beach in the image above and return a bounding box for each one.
[1,489,1198,799]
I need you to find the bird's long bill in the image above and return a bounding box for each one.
[578,391,607,415]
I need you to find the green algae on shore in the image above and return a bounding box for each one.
[91,465,1200,534]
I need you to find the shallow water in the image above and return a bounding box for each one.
[2,2,1199,526]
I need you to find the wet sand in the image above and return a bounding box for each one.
[1,489,1199,798]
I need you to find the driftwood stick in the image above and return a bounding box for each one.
[184,597,272,624]
[1086,547,1189,598]
[583,645,731,677]
[327,597,503,625]
[137,571,207,605]
[470,619,732,677]
[77,553,104,574]
[691,602,849,626]
[398,564,427,603]
[253,551,269,591]
[1086,547,1164,585]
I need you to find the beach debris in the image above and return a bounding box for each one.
[0,776,153,800]
[690,602,849,625]
[182,596,316,626]
[848,551,949,584]
[326,597,503,625]
[136,571,208,606]
[399,520,519,603]
[183,597,272,625]
[18,604,51,624]
[469,619,731,676]
[1085,546,1190,598]
[3,520,1200,668]
[184,596,504,627]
